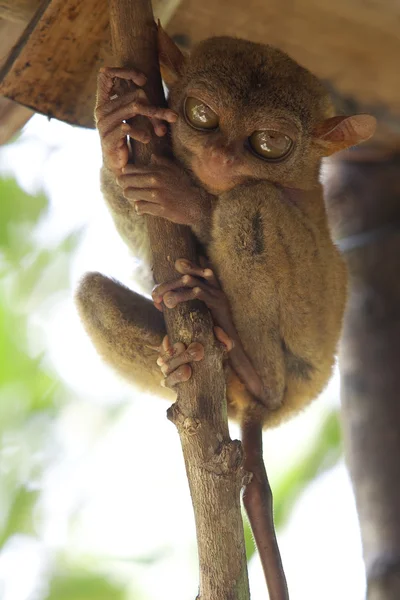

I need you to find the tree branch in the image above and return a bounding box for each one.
[326,151,400,600]
[108,1,250,598]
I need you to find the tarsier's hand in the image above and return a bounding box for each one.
[156,330,233,388]
[116,156,207,226]
[95,67,178,174]
[152,259,233,331]
[153,259,234,387]
[153,259,268,403]
[156,335,204,388]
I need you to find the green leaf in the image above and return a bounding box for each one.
[0,178,47,257]
[0,301,58,416]
[45,572,127,600]
[0,485,39,547]
[273,409,342,528]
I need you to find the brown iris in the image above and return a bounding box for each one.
[184,97,219,130]
[249,130,293,160]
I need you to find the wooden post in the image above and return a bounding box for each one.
[108,1,251,598]
[326,150,400,600]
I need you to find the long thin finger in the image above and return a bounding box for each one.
[123,189,162,203]
[122,164,164,175]
[101,124,130,171]
[100,67,147,85]
[98,102,177,136]
[159,342,204,375]
[162,365,192,388]
[175,259,220,288]
[134,201,167,217]
[160,341,186,364]
[98,101,154,137]
[152,275,211,303]
[150,117,168,137]
[96,89,148,118]
[214,326,234,352]
[96,69,146,108]
[163,286,218,309]
[117,172,162,189]
[102,123,149,153]
[162,335,171,350]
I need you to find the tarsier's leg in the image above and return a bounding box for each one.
[208,183,288,411]
[76,272,205,396]
[76,272,167,396]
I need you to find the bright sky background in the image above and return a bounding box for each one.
[0,115,366,600]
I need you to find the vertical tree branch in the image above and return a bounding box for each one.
[326,151,400,600]
[108,1,250,598]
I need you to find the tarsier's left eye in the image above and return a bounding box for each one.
[249,130,293,160]
[184,97,219,130]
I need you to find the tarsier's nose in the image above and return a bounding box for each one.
[209,147,237,166]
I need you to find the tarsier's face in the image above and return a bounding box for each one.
[176,90,304,193]
[163,36,375,194]
[167,37,336,193]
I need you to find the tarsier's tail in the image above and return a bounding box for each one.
[241,419,290,600]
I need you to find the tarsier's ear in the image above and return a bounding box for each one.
[157,22,186,87]
[313,114,377,156]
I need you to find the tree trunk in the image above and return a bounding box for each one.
[326,150,400,600]
[108,1,250,598]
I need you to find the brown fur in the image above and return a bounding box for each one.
[76,33,376,427]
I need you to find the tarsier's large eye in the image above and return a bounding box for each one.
[249,130,293,160]
[184,97,219,130]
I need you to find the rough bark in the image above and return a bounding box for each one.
[109,1,250,598]
[326,151,400,600]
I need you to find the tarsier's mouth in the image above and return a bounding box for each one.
[191,156,245,193]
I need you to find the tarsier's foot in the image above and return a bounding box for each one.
[156,329,233,388]
[157,335,204,388]
[154,260,235,387]
[152,259,234,337]
[95,66,178,174]
[153,259,271,406]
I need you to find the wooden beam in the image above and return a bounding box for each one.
[0,97,33,144]
[0,0,40,23]
[0,0,182,128]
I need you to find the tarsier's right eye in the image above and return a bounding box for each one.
[184,97,219,130]
[249,130,293,161]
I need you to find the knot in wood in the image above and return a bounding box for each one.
[167,403,200,435]
[183,416,200,435]
[204,439,244,476]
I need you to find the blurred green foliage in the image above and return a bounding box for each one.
[0,175,131,599]
[46,571,126,600]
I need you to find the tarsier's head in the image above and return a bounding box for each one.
[158,27,376,194]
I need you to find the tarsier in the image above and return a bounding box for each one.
[76,26,376,600]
